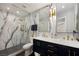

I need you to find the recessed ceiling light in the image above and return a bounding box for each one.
[16,11,19,14]
[7,7,10,10]
[62,6,64,8]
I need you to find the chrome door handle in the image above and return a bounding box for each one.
[48,45,54,48]
[48,50,54,52]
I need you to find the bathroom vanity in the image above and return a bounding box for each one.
[33,37,79,56]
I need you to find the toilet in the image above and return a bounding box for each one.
[23,37,40,56]
[23,37,33,56]
[23,43,33,56]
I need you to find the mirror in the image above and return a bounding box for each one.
[56,3,76,33]
[38,7,49,32]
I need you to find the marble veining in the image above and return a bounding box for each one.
[0,11,30,51]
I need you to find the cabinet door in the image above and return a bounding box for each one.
[33,45,47,56]
[57,45,69,56]
[69,47,79,56]
[33,39,47,56]
[69,48,75,56]
[74,48,79,56]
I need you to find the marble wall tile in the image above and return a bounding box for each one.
[0,11,29,50]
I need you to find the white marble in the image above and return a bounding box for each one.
[0,11,30,50]
[32,36,79,49]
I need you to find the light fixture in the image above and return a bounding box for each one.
[62,6,64,8]
[7,7,10,10]
[16,11,19,14]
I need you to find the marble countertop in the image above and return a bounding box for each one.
[32,36,79,49]
[0,44,25,56]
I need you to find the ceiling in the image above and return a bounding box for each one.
[0,3,76,17]
[0,3,49,17]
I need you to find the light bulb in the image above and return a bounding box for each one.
[7,7,10,10]
[62,6,64,8]
[16,11,19,14]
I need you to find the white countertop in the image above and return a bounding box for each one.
[32,36,79,49]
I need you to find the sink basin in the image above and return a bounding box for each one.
[23,43,33,50]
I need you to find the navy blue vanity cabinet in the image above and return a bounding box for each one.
[33,39,79,56]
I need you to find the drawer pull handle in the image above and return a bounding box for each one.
[48,45,54,47]
[48,50,54,52]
